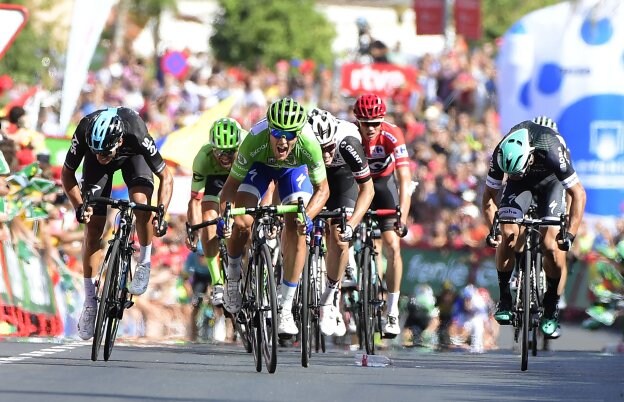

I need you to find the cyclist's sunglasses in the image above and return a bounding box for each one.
[94,141,121,157]
[359,120,382,128]
[214,149,236,158]
[270,128,298,141]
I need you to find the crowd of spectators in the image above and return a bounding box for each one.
[0,17,620,344]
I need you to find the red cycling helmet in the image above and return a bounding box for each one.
[353,93,386,122]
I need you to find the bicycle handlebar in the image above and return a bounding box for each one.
[316,207,347,234]
[224,198,307,228]
[487,210,568,247]
[185,217,223,252]
[364,205,406,237]
[82,192,166,231]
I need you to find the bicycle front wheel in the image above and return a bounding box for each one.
[301,245,312,367]
[257,243,278,373]
[521,250,531,371]
[360,246,375,355]
[91,239,120,361]
[104,255,127,361]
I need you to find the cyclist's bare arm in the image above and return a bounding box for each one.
[396,165,412,226]
[155,166,174,212]
[60,165,83,210]
[481,185,499,227]
[219,174,242,213]
[305,179,330,219]
[349,179,374,228]
[565,182,586,237]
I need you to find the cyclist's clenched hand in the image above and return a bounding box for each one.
[486,233,501,248]
[338,224,353,242]
[296,213,313,236]
[76,204,93,224]
[395,222,408,238]
[216,217,232,239]
[153,217,168,237]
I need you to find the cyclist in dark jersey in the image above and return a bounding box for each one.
[307,108,374,337]
[482,119,586,338]
[61,107,173,340]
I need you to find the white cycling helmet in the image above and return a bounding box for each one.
[532,115,558,132]
[308,108,338,146]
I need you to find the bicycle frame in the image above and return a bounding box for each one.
[494,209,567,371]
[299,207,346,367]
[87,194,164,362]
[224,200,305,374]
[355,206,402,355]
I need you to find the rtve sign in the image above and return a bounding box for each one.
[340,63,418,98]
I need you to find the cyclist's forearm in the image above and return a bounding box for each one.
[349,179,374,227]
[306,180,330,218]
[566,183,586,236]
[482,186,498,226]
[219,175,241,213]
[156,167,174,212]
[187,198,201,225]
[396,166,412,224]
[61,166,82,209]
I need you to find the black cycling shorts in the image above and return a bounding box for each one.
[326,165,358,211]
[203,174,229,203]
[499,173,566,220]
[81,153,154,216]
[370,174,400,232]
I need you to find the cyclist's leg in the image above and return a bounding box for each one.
[536,176,567,337]
[495,182,532,323]
[223,163,271,313]
[277,166,313,335]
[370,175,403,334]
[123,155,155,295]
[200,175,230,304]
[320,197,354,336]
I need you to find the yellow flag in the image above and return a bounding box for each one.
[160,96,237,169]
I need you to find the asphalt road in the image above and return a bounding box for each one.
[0,324,622,402]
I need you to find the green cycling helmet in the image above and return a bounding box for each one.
[497,128,534,175]
[210,117,242,149]
[267,97,307,132]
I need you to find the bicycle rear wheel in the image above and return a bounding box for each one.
[521,250,531,371]
[91,239,120,361]
[257,243,278,373]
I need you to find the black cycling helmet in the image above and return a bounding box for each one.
[87,107,124,154]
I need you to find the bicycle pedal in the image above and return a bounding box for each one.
[278,333,294,341]
[124,300,134,309]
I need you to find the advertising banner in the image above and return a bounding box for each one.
[496,0,624,216]
[340,62,418,98]
[454,0,481,40]
[414,0,445,36]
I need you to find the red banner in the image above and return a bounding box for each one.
[340,63,418,98]
[454,0,482,40]
[414,0,445,36]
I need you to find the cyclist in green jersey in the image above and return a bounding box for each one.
[186,118,246,340]
[219,97,330,336]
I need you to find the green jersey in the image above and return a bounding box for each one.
[230,119,326,184]
[191,130,248,198]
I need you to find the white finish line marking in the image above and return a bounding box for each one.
[0,342,87,365]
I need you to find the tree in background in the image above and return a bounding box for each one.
[482,0,561,42]
[210,0,336,71]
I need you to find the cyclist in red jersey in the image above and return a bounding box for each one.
[353,93,411,336]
